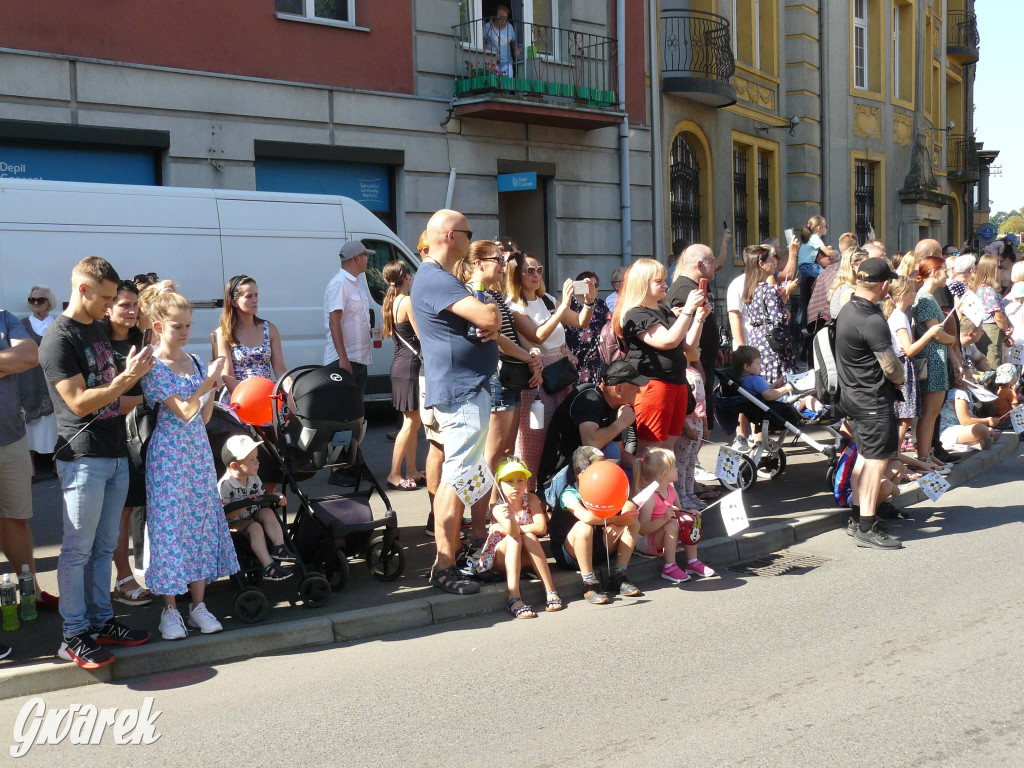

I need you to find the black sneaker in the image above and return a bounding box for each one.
[91,618,150,647]
[608,571,643,597]
[0,643,12,661]
[58,632,115,669]
[429,564,480,595]
[582,580,610,605]
[263,561,294,582]
[854,520,903,550]
[846,517,857,537]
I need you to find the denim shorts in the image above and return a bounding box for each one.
[489,370,522,412]
[433,387,491,486]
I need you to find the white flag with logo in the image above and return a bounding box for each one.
[957,290,987,328]
[1004,344,1024,367]
[720,489,750,536]
[715,446,742,485]
[919,471,951,502]
[451,462,494,507]
[1009,406,1024,436]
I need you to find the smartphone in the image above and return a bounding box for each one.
[572,279,589,296]
[698,277,707,295]
[784,228,795,246]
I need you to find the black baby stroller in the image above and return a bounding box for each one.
[206,403,331,623]
[714,367,843,492]
[262,363,405,592]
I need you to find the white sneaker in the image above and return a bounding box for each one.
[188,602,223,634]
[731,436,750,453]
[159,606,188,641]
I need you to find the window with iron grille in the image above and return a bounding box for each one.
[733,146,749,253]
[854,160,876,245]
[670,134,701,249]
[757,150,771,243]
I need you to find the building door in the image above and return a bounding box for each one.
[498,181,549,272]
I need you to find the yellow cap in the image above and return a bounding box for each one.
[495,457,531,482]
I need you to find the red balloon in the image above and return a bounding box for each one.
[578,461,630,519]
[230,376,275,425]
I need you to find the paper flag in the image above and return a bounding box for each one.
[451,462,494,507]
[715,446,742,485]
[957,290,987,328]
[919,471,951,502]
[1009,406,1024,436]
[631,481,659,509]
[720,489,749,536]
[1004,344,1024,367]
[964,380,998,403]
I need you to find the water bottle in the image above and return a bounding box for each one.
[0,574,18,632]
[529,399,544,430]
[18,565,36,622]
[466,283,488,340]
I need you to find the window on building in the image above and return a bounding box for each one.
[733,147,749,255]
[732,0,777,77]
[757,150,771,243]
[853,0,868,90]
[276,0,354,24]
[854,160,877,245]
[670,135,702,251]
[893,1,914,105]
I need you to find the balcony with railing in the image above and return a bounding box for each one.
[948,133,980,182]
[947,10,980,64]
[661,9,736,107]
[451,19,621,131]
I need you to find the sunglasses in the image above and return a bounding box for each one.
[477,256,506,264]
[27,297,49,305]
[133,272,158,283]
[525,266,544,276]
[450,229,473,240]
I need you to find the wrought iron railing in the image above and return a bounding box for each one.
[453,18,617,106]
[948,133,979,179]
[661,9,735,82]
[947,10,980,51]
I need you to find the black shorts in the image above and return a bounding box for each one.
[849,415,898,460]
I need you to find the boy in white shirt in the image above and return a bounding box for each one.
[217,435,293,582]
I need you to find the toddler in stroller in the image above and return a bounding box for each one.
[217,434,295,582]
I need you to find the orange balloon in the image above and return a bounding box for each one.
[578,461,629,519]
[230,376,275,425]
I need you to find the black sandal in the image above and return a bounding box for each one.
[506,596,536,619]
[545,591,564,612]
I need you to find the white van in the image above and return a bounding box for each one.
[0,179,420,401]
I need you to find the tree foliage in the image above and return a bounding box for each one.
[998,214,1024,235]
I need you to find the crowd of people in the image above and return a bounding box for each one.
[2,206,1022,664]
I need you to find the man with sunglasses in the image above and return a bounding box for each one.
[413,209,501,595]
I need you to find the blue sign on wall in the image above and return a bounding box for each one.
[497,172,537,192]
[255,157,391,212]
[976,222,997,243]
[0,144,158,185]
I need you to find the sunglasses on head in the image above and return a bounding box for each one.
[133,272,158,283]
[117,280,139,292]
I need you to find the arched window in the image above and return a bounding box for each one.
[670,133,702,249]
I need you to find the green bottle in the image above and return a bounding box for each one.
[0,574,18,632]
[18,565,36,621]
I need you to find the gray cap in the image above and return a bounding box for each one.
[340,240,372,262]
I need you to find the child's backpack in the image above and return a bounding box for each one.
[812,318,841,415]
[832,441,858,508]
[598,320,626,366]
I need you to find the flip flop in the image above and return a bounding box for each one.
[386,478,418,491]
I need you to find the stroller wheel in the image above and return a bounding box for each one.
[234,587,269,624]
[825,464,837,491]
[367,535,406,581]
[719,454,757,492]
[299,574,331,608]
[757,449,787,480]
[314,540,350,592]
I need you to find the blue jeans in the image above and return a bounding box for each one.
[56,457,130,638]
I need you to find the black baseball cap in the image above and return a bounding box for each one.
[856,257,899,283]
[603,361,649,387]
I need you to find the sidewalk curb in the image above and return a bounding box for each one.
[2,439,1016,701]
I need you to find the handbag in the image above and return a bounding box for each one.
[541,356,578,394]
[911,355,929,381]
[758,289,789,353]
[498,358,532,391]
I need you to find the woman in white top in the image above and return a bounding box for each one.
[1002,263,1024,350]
[506,252,595,489]
[17,286,59,478]
[883,276,942,453]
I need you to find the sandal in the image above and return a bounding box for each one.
[696,487,723,501]
[112,576,152,606]
[386,478,418,491]
[506,596,536,619]
[545,590,564,612]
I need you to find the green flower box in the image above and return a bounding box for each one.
[512,77,529,93]
[530,79,547,94]
[499,76,514,90]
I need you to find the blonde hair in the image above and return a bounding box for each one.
[143,286,190,326]
[881,275,915,320]
[1011,261,1024,283]
[27,285,58,310]
[506,252,547,307]
[828,247,868,300]
[970,254,1000,293]
[633,447,675,493]
[612,258,666,337]
[896,252,918,278]
[454,240,502,285]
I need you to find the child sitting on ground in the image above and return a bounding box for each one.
[479,456,563,618]
[633,447,714,584]
[218,435,294,582]
[992,364,1020,422]
[937,386,1001,453]
[548,446,641,605]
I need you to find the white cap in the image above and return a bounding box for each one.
[221,434,263,465]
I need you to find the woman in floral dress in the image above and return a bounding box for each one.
[744,246,796,382]
[565,271,610,384]
[143,289,239,641]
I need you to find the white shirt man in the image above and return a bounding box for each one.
[323,240,373,391]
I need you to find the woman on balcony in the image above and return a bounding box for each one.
[483,5,519,77]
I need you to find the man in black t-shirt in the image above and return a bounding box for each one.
[39,257,155,669]
[537,361,648,489]
[834,258,904,550]
[666,244,719,404]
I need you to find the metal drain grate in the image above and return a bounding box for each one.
[729,551,831,577]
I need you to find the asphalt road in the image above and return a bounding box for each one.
[2,447,1022,766]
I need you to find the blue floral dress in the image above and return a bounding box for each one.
[747,282,796,382]
[231,321,273,381]
[566,297,610,384]
[142,357,239,595]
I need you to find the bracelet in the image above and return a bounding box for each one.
[684,311,695,317]
[583,301,595,308]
